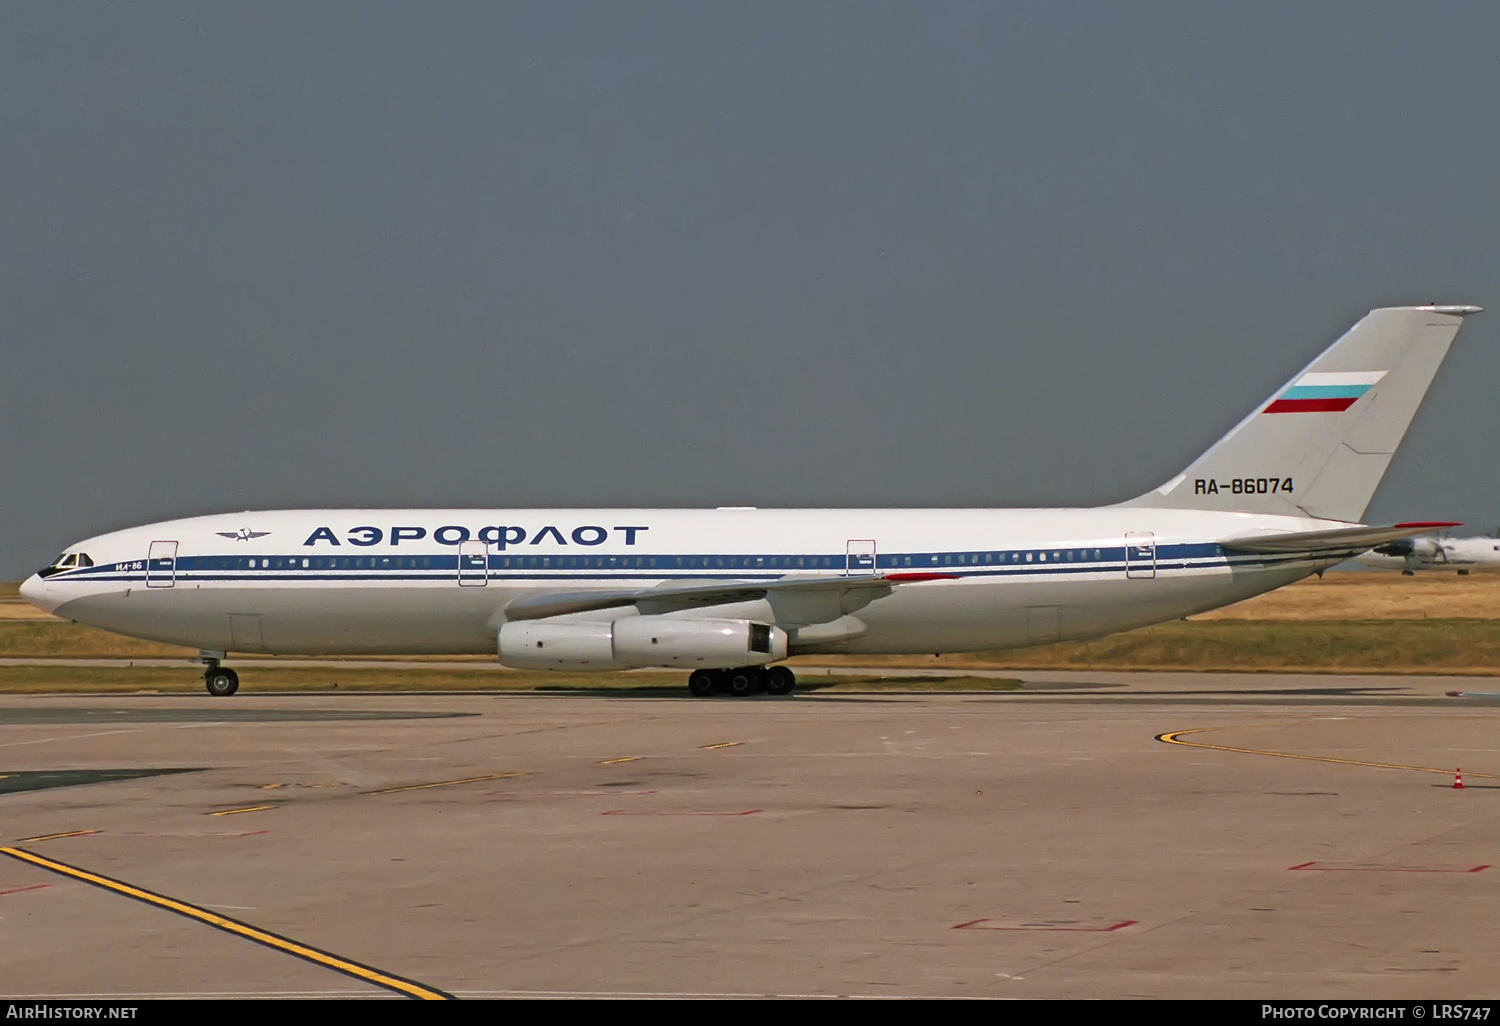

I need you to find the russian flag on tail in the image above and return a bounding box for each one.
[1264,371,1386,414]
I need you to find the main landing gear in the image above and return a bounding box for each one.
[687,665,796,698]
[202,659,240,697]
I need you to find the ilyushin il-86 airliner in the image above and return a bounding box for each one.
[20,304,1482,698]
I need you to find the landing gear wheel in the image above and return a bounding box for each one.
[726,667,760,697]
[688,669,719,697]
[764,665,796,696]
[205,667,239,697]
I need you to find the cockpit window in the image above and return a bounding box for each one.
[38,552,93,578]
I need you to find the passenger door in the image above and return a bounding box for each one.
[146,540,178,588]
[458,540,489,587]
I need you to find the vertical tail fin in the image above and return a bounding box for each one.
[1118,305,1481,522]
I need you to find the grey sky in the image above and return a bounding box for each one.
[3,3,1498,578]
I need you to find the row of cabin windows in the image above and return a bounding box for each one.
[937,549,1108,565]
[188,549,1117,572]
[200,556,436,570]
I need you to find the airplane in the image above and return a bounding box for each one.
[19,303,1483,698]
[1355,529,1500,574]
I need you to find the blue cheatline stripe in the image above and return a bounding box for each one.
[46,542,1333,587]
[1279,384,1372,400]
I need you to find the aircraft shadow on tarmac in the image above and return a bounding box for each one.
[0,768,200,796]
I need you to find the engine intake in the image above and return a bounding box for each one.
[499,616,788,670]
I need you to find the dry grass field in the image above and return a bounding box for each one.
[1190,570,1500,620]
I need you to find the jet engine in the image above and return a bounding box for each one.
[1371,536,1440,559]
[498,616,788,670]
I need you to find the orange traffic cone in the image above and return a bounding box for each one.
[1454,768,1464,790]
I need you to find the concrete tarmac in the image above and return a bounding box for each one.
[2,672,1499,999]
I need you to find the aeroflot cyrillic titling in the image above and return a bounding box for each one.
[301,525,650,548]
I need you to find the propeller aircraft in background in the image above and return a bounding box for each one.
[1357,529,1500,575]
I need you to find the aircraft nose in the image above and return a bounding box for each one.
[18,574,56,614]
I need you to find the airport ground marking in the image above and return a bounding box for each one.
[698,742,741,750]
[1,883,53,896]
[0,846,453,1000]
[208,805,275,817]
[597,756,642,765]
[485,788,658,797]
[20,829,101,842]
[1288,861,1490,873]
[953,918,1137,932]
[1155,728,1499,779]
[364,771,526,795]
[602,809,762,816]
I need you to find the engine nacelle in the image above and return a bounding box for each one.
[612,616,788,668]
[498,616,787,670]
[498,621,623,670]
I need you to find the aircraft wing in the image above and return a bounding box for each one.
[1219,521,1461,555]
[503,572,956,624]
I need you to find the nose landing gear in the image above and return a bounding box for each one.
[686,665,796,698]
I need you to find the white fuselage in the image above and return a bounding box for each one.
[21,507,1345,658]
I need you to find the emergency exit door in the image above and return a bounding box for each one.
[1125,532,1156,579]
[846,539,877,576]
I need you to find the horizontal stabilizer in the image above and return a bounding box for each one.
[1219,521,1461,555]
[503,572,957,624]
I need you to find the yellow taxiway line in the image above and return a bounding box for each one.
[207,805,275,817]
[1156,728,1498,778]
[19,830,102,842]
[0,846,452,1000]
[364,771,525,795]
